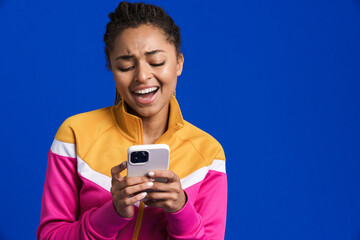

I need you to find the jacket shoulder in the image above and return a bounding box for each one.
[54,106,115,144]
[179,121,225,163]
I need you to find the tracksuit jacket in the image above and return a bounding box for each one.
[37,96,227,240]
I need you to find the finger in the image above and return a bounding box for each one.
[111,161,127,180]
[113,175,153,192]
[145,191,178,201]
[148,170,178,182]
[115,175,151,190]
[119,192,148,207]
[143,199,163,207]
[144,199,171,209]
[146,181,178,192]
[144,198,185,213]
[120,181,154,197]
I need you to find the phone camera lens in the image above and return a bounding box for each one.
[131,151,149,164]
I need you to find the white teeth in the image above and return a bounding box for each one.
[135,87,158,94]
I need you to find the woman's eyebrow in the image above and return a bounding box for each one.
[115,55,133,61]
[115,50,164,61]
[145,50,164,56]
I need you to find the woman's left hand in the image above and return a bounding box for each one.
[143,170,186,213]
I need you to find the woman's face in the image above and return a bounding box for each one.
[109,24,184,119]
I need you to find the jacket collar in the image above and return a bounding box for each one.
[113,95,184,144]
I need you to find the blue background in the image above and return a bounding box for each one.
[1,0,360,239]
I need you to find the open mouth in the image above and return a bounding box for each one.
[133,87,159,99]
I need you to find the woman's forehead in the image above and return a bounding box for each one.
[112,25,176,55]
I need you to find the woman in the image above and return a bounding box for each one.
[37,2,227,239]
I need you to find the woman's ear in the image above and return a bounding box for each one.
[176,54,184,76]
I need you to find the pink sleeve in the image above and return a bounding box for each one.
[37,150,132,240]
[165,169,228,240]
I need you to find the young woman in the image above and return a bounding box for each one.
[37,2,227,239]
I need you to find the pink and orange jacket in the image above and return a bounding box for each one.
[37,96,227,240]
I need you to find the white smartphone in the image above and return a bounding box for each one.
[127,144,170,182]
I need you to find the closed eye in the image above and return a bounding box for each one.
[151,61,165,67]
[118,66,134,72]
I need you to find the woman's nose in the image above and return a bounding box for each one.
[134,61,152,82]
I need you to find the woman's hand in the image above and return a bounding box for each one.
[144,170,186,213]
[111,162,153,218]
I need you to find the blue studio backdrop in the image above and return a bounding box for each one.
[1,0,360,239]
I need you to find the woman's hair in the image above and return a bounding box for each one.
[104,1,181,70]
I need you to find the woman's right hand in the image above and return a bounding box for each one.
[110,161,153,218]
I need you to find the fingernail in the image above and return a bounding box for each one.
[141,192,147,197]
[148,171,155,177]
[122,162,127,166]
[147,182,153,187]
[149,178,155,182]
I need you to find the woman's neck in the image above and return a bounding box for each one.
[142,114,168,144]
[129,103,170,145]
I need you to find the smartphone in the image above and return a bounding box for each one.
[127,144,170,182]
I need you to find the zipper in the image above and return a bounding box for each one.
[132,201,145,240]
[132,120,144,240]
[131,117,180,239]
